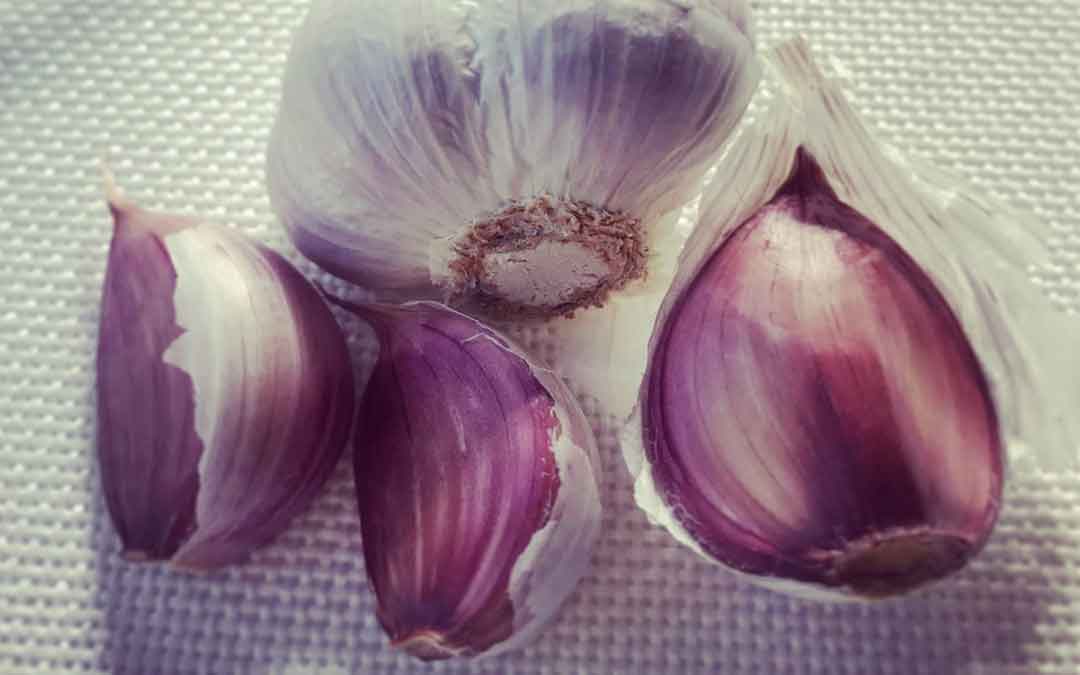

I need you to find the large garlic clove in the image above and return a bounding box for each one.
[624,38,1080,598]
[95,178,355,570]
[336,301,601,660]
[267,0,758,320]
[636,151,1003,597]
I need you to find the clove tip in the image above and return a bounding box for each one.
[98,164,194,238]
[100,162,138,226]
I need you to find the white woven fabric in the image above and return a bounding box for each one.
[2,1,1078,673]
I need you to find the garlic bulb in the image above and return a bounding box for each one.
[267,0,758,321]
[95,177,355,570]
[336,301,601,660]
[623,38,1080,599]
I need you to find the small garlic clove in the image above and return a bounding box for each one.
[96,178,355,570]
[624,37,1080,598]
[634,151,1003,597]
[335,301,601,660]
[268,0,758,320]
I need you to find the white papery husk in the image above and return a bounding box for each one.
[267,0,760,418]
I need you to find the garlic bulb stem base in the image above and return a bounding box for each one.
[448,195,646,319]
[268,0,758,315]
[827,529,974,598]
[392,631,467,662]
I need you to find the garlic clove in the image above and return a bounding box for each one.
[635,151,1003,597]
[623,37,1080,598]
[96,176,355,570]
[267,0,759,321]
[335,300,601,660]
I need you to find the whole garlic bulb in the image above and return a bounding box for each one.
[335,301,602,660]
[267,0,758,320]
[623,38,1080,599]
[95,177,355,570]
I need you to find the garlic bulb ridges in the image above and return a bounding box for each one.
[267,0,759,319]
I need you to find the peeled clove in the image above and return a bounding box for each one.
[623,38,1080,598]
[336,301,601,660]
[95,176,355,570]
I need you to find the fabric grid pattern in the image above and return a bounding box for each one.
[1,1,1078,673]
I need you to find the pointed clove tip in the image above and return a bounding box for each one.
[99,162,140,235]
[100,162,128,210]
[769,34,828,91]
[98,165,195,238]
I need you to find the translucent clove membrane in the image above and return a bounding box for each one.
[623,38,1080,599]
[336,301,601,660]
[267,0,758,322]
[96,179,355,570]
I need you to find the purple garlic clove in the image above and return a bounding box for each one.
[337,301,601,660]
[95,178,355,570]
[624,37,1080,599]
[633,151,1004,598]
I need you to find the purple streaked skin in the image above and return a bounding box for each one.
[526,1,756,217]
[96,203,202,560]
[642,150,1003,596]
[338,302,575,660]
[96,196,355,570]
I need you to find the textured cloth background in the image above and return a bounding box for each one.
[2,1,1079,673]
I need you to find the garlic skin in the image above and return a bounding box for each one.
[267,0,758,320]
[337,301,601,660]
[95,182,355,570]
[624,38,1080,598]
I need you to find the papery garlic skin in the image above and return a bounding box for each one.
[625,37,1080,598]
[338,301,601,660]
[96,186,354,570]
[268,0,758,319]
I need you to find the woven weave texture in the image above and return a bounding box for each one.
[2,1,1079,673]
